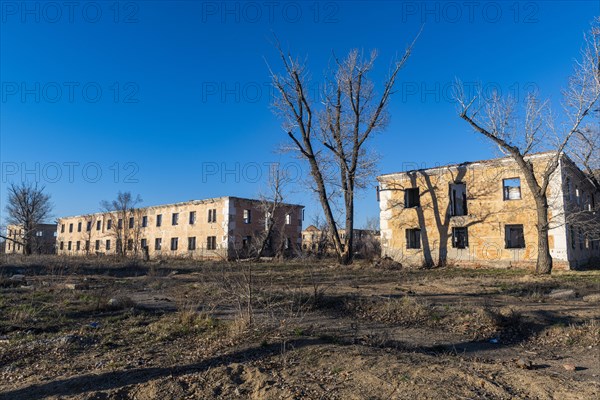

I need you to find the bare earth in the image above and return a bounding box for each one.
[0,256,598,399]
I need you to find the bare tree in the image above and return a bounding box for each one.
[569,116,600,192]
[100,191,143,257]
[567,119,600,242]
[255,165,293,260]
[2,182,53,255]
[455,18,600,274]
[269,35,419,265]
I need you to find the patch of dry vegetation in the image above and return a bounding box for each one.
[0,255,599,399]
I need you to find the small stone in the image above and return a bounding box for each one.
[563,364,576,371]
[547,289,576,300]
[9,274,25,282]
[59,334,78,345]
[107,296,134,310]
[515,358,532,369]
[63,283,88,290]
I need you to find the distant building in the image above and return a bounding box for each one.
[377,152,600,270]
[301,225,380,256]
[56,196,304,260]
[4,224,57,254]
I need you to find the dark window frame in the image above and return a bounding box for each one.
[406,228,421,249]
[505,224,525,249]
[404,188,420,208]
[451,227,469,249]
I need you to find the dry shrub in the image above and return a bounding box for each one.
[147,311,220,340]
[347,296,431,325]
[533,319,600,348]
[371,257,402,270]
[452,306,523,341]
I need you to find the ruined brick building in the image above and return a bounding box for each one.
[4,224,57,254]
[377,152,599,270]
[56,196,304,260]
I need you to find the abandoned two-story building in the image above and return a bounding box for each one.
[4,224,57,254]
[56,196,304,260]
[377,152,599,270]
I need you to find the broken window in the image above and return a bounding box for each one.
[86,221,92,231]
[95,240,100,251]
[106,240,111,251]
[127,239,133,251]
[505,224,525,249]
[189,211,196,225]
[155,238,162,251]
[142,216,148,227]
[242,236,252,249]
[172,213,179,226]
[118,219,123,229]
[129,217,134,229]
[96,220,101,231]
[69,224,73,233]
[85,241,90,251]
[404,188,420,208]
[61,224,65,233]
[171,237,178,251]
[243,209,251,224]
[585,194,593,211]
[452,227,469,249]
[141,238,147,249]
[188,237,196,250]
[76,241,80,251]
[503,178,521,200]
[156,214,162,227]
[68,241,72,251]
[406,229,421,249]
[107,219,112,230]
[207,236,217,250]
[450,183,467,216]
[285,214,291,225]
[208,209,217,223]
[77,222,82,232]
[60,241,64,250]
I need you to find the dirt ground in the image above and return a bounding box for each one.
[0,255,598,399]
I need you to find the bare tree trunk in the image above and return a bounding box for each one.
[536,197,553,274]
[341,188,354,265]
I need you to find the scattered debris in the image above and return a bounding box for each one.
[582,293,600,303]
[62,283,88,290]
[107,296,135,310]
[59,334,79,345]
[9,274,26,282]
[515,358,532,370]
[547,289,576,300]
[563,364,577,371]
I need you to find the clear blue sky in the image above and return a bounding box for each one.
[1,0,598,227]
